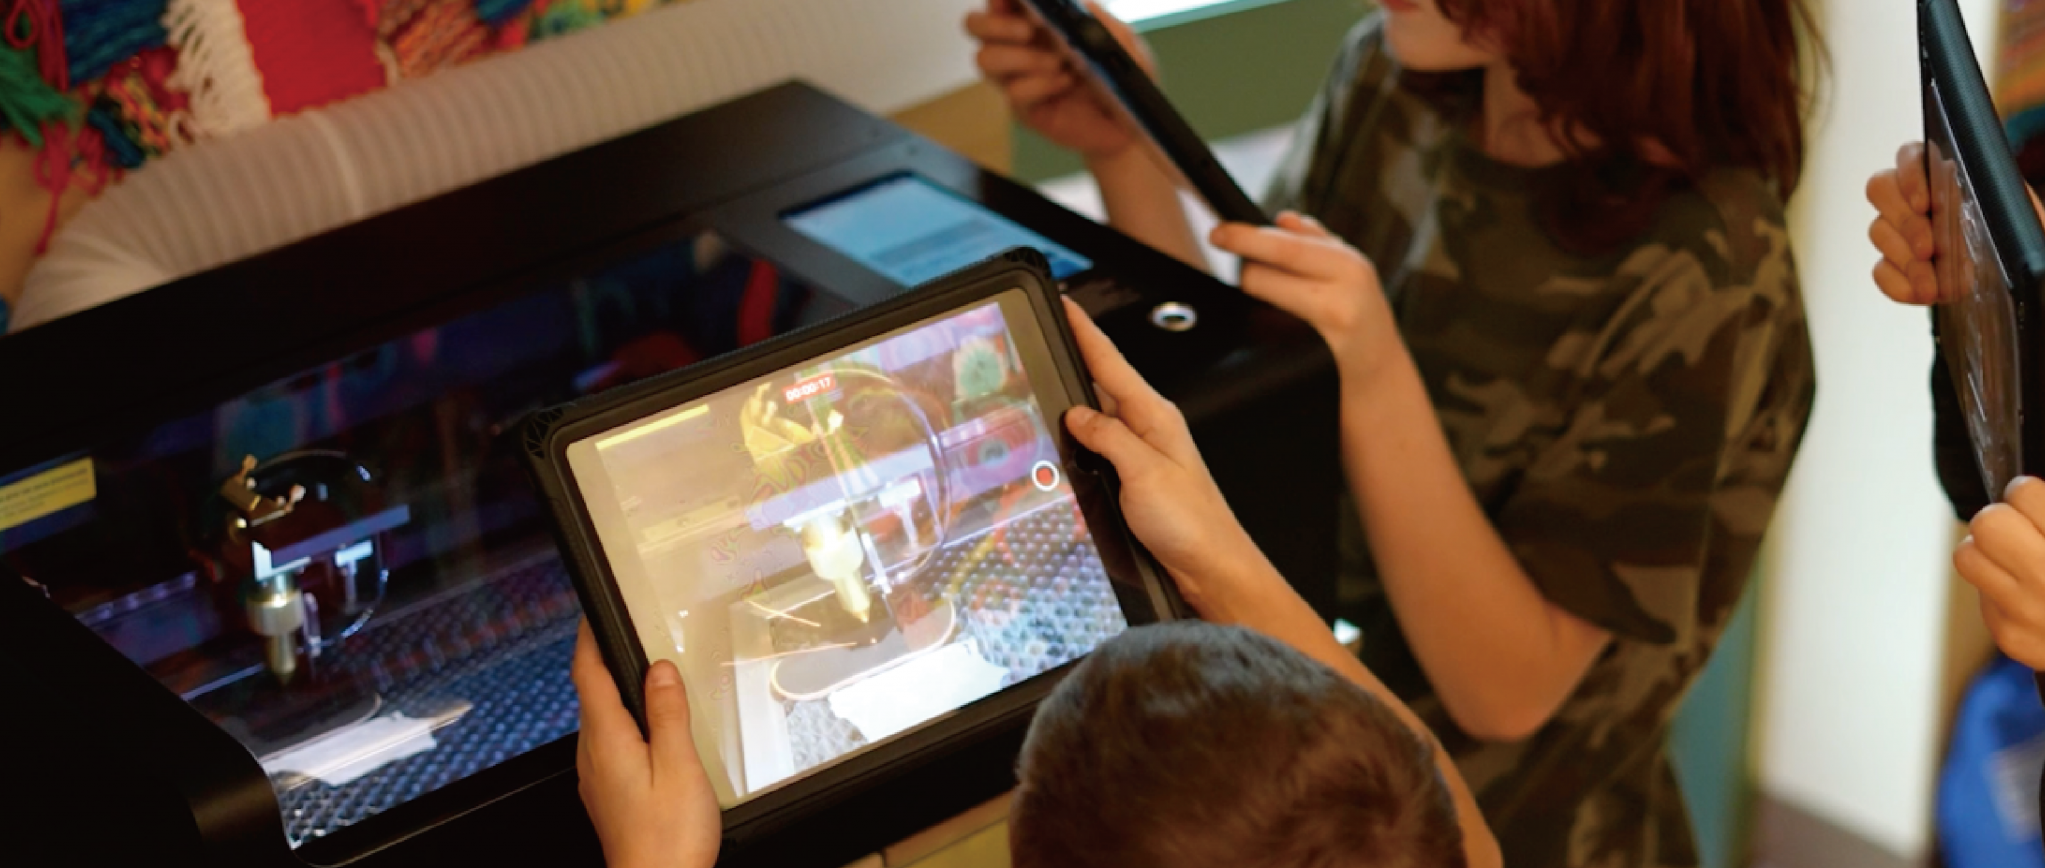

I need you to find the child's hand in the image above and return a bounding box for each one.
[572,621,720,868]
[1209,212,1398,381]
[1956,477,2045,670]
[1866,142,1941,304]
[1059,299,1283,619]
[1867,141,2045,304]
[964,0,1150,160]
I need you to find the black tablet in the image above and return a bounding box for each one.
[1923,0,2045,497]
[521,248,1186,833]
[1017,0,1271,226]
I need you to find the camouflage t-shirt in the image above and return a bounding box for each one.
[1265,16,1815,868]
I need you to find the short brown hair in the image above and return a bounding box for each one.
[1009,622,1465,868]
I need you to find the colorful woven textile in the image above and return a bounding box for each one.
[2003,1,2045,183]
[0,0,680,250]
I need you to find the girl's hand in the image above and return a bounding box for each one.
[1058,299,1285,620]
[1866,142,1941,304]
[572,621,721,868]
[1957,477,2045,670]
[1867,141,2045,304]
[964,0,1151,161]
[1209,212,1399,381]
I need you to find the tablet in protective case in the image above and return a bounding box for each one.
[1016,0,1271,226]
[1923,0,2045,497]
[521,247,1187,837]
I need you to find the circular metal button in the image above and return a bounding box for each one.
[1149,302,1197,332]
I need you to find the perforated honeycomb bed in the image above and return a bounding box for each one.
[774,504,1126,774]
[273,555,582,847]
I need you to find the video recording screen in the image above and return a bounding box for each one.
[566,292,1128,806]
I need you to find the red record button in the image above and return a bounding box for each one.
[1031,461,1060,492]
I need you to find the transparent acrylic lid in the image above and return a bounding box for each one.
[0,229,847,849]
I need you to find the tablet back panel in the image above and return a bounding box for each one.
[1923,0,2045,494]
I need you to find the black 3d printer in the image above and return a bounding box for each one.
[0,83,1338,868]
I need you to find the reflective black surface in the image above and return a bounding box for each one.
[0,82,1336,868]
[1,229,845,849]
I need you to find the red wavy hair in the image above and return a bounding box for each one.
[1418,0,1822,252]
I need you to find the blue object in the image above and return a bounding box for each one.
[2009,105,2045,153]
[784,174,1095,285]
[86,105,144,168]
[59,0,169,84]
[0,293,9,334]
[1938,655,2045,868]
[473,0,538,26]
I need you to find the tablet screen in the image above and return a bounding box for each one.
[785,175,1093,285]
[1928,79,2025,495]
[564,290,1128,806]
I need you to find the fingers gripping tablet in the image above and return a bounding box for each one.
[523,248,1184,830]
[1922,0,2045,496]
[1015,0,1270,226]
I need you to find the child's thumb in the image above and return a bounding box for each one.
[644,661,700,775]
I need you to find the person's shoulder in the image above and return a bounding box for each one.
[1593,169,1807,377]
[1325,11,1402,104]
[1614,168,1798,316]
[1333,11,1388,71]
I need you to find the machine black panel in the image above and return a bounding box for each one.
[0,83,899,467]
[0,81,1337,866]
[2,225,849,861]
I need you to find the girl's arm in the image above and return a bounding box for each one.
[966,1,1207,270]
[1210,213,1783,743]
[1210,214,1610,740]
[1088,147,1208,270]
[1335,333,1611,741]
[1057,299,1502,868]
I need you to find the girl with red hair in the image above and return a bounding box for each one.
[968,2,1823,865]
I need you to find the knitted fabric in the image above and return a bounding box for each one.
[58,0,167,84]
[2004,2,2045,114]
[389,0,489,81]
[361,0,437,38]
[473,0,536,26]
[3,0,684,252]
[2004,1,2045,185]
[93,46,187,157]
[240,0,386,116]
[85,103,139,167]
[163,0,271,137]
[0,41,74,147]
[530,0,605,40]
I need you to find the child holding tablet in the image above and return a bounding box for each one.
[569,302,1502,868]
[1867,142,2045,670]
[968,2,1821,866]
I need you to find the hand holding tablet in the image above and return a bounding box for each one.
[1919,0,2045,497]
[524,249,1188,837]
[572,622,720,868]
[975,0,1270,225]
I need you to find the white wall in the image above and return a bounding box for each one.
[1754,0,1999,858]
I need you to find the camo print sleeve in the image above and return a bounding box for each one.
[1490,183,1810,646]
[1264,15,1385,217]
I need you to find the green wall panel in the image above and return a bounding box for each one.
[1011,0,1369,182]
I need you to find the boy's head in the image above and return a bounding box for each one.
[1010,622,1465,868]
